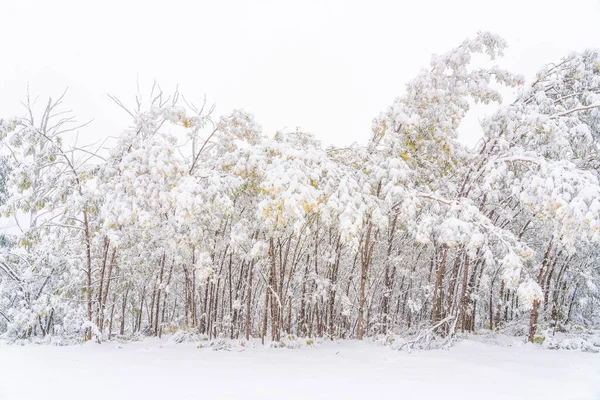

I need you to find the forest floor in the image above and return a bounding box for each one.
[0,336,599,400]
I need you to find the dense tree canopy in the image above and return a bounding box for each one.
[0,33,598,345]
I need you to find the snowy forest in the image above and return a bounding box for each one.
[0,32,599,346]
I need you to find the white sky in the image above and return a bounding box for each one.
[1,0,599,148]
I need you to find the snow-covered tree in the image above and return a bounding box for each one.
[0,34,598,346]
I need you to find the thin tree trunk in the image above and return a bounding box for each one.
[357,222,376,340]
[528,239,554,342]
[96,237,110,332]
[245,261,254,340]
[154,253,166,336]
[431,247,448,324]
[120,285,129,336]
[83,211,93,341]
[381,215,397,334]
[458,254,470,331]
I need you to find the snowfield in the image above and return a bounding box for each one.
[1,338,598,400]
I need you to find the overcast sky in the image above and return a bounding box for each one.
[1,0,599,148]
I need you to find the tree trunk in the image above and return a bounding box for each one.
[245,261,254,340]
[83,211,93,341]
[431,247,448,324]
[528,240,553,342]
[120,285,129,336]
[96,237,110,332]
[357,222,376,340]
[154,253,166,336]
[381,215,397,334]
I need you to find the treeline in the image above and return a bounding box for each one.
[0,33,598,344]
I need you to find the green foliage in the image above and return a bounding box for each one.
[533,336,545,344]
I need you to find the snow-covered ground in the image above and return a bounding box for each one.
[0,338,598,400]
